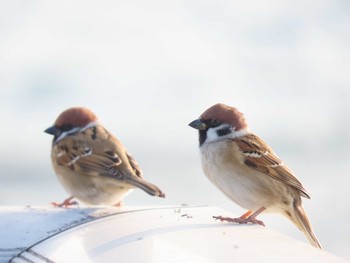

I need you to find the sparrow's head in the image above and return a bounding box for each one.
[45,107,98,143]
[189,103,250,146]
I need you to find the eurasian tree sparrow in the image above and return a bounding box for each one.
[189,103,321,249]
[45,107,165,207]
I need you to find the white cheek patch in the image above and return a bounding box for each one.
[205,124,250,144]
[206,126,223,143]
[230,128,250,138]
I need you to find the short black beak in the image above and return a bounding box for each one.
[188,119,207,130]
[44,126,60,136]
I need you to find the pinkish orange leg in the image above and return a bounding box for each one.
[213,207,266,226]
[113,201,124,207]
[239,210,254,219]
[51,196,78,208]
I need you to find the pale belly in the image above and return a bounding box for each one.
[54,167,133,206]
[200,141,288,212]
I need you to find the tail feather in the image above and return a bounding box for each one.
[125,175,166,198]
[291,201,322,249]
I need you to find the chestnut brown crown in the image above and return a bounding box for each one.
[200,103,248,130]
[54,107,98,128]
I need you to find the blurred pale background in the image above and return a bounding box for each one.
[1,0,349,259]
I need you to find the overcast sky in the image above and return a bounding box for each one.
[0,0,349,259]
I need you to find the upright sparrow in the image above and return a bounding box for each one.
[45,107,165,207]
[189,103,321,249]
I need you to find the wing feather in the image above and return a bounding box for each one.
[52,126,165,197]
[53,130,124,178]
[234,134,310,198]
[126,152,143,178]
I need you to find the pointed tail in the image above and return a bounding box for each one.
[125,175,166,198]
[291,200,322,249]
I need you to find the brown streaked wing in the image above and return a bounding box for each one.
[233,134,310,199]
[126,152,143,178]
[54,127,165,197]
[55,140,93,167]
[54,135,123,178]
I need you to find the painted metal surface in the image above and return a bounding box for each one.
[4,206,347,263]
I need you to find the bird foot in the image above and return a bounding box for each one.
[113,201,124,207]
[213,215,265,227]
[51,196,78,208]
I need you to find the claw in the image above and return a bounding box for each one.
[51,196,78,208]
[213,207,266,226]
[113,201,123,207]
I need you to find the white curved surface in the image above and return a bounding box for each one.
[9,206,347,263]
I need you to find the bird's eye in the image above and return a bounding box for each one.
[210,119,221,127]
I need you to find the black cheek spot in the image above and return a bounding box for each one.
[69,164,75,171]
[217,127,231,137]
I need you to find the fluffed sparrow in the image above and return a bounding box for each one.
[189,103,321,249]
[45,107,165,207]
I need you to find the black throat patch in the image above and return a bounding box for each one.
[199,130,207,146]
